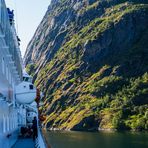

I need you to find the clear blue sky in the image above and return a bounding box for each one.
[5,0,51,57]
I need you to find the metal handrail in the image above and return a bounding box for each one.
[36,127,49,148]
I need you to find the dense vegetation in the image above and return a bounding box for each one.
[25,0,148,131]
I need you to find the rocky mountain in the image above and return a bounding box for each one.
[24,0,148,131]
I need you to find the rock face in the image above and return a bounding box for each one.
[24,0,148,131]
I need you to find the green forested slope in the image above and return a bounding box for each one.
[25,0,148,131]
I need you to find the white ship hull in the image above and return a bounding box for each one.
[0,0,47,147]
[0,0,21,146]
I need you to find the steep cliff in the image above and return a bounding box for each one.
[24,0,148,131]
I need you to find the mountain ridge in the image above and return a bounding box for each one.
[25,0,148,131]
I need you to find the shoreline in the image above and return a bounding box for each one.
[43,127,148,133]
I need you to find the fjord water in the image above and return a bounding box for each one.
[43,131,148,148]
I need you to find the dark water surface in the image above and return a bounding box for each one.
[43,130,148,148]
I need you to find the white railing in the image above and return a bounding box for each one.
[35,128,47,148]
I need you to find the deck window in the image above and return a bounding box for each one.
[6,65,8,80]
[3,115,6,133]
[29,85,34,90]
[2,57,5,74]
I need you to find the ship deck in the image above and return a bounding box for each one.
[12,138,34,148]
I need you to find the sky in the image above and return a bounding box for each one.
[5,0,51,57]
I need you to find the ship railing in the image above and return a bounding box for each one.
[35,127,48,148]
[0,0,22,79]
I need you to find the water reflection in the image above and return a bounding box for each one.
[43,130,148,148]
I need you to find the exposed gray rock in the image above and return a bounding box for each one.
[24,0,148,131]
